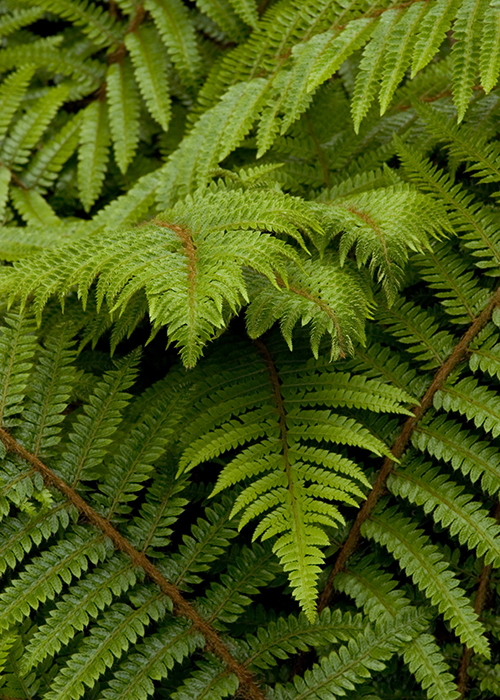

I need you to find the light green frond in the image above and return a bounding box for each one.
[227,0,258,28]
[78,100,111,212]
[245,254,370,359]
[145,0,201,85]
[351,10,401,132]
[0,64,36,143]
[411,0,459,76]
[452,0,490,121]
[194,0,246,40]
[25,0,123,47]
[106,59,140,174]
[22,111,82,193]
[0,7,45,38]
[10,187,60,227]
[156,79,267,208]
[378,4,428,115]
[125,25,172,131]
[0,84,69,167]
[320,185,448,303]
[481,3,500,93]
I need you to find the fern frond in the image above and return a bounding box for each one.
[0,528,112,633]
[378,3,428,115]
[227,0,258,28]
[374,297,454,369]
[244,607,367,671]
[78,100,111,212]
[16,324,78,456]
[388,459,500,565]
[157,79,267,208]
[24,0,123,47]
[480,4,500,93]
[22,112,82,193]
[413,414,500,495]
[106,59,141,175]
[0,64,36,143]
[55,352,139,485]
[396,138,500,273]
[403,634,461,700]
[10,187,61,227]
[44,587,170,700]
[320,185,448,303]
[435,376,500,438]
[159,497,239,588]
[413,243,490,325]
[125,25,172,131]
[98,620,202,700]
[198,542,278,626]
[270,609,428,700]
[145,0,201,85]
[21,555,137,673]
[0,84,70,167]
[411,0,459,76]
[452,0,489,122]
[245,254,370,359]
[362,506,489,656]
[0,7,45,38]
[334,555,411,622]
[351,10,401,133]
[0,309,37,428]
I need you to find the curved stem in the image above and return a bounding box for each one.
[0,428,267,700]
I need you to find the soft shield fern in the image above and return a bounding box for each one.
[2,3,500,700]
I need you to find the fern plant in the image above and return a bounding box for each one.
[2,3,500,700]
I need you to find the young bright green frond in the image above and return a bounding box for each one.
[320,185,448,303]
[245,254,370,360]
[411,0,459,76]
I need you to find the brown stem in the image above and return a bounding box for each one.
[317,285,500,613]
[0,428,267,700]
[456,500,500,696]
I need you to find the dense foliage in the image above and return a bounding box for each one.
[2,1,500,698]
